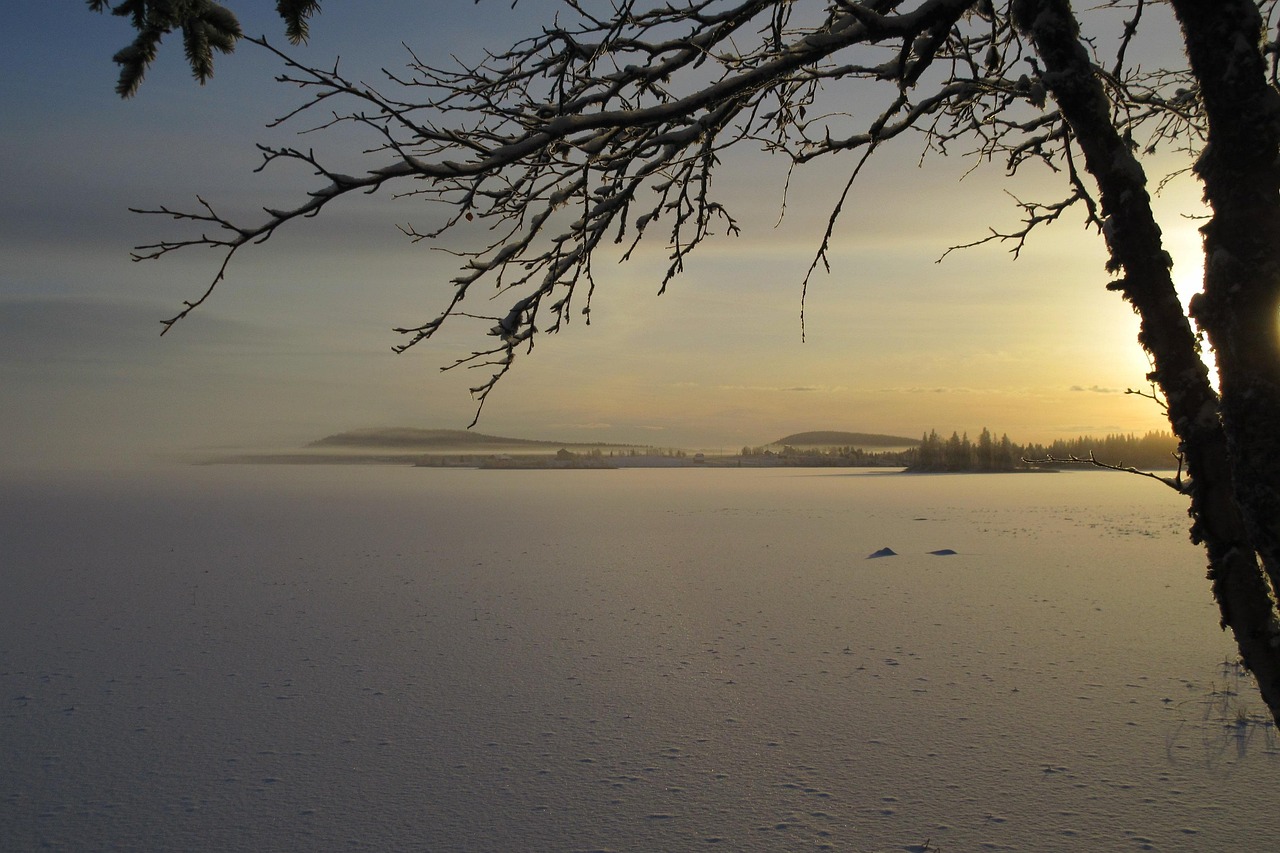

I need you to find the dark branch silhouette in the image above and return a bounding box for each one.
[97,0,1280,723]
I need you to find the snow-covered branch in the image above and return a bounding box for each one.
[137,0,1215,412]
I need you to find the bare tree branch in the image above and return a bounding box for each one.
[132,1,1217,412]
[1023,449,1188,492]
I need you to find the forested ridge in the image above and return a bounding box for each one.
[742,428,1179,471]
[906,428,1180,472]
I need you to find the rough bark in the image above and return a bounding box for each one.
[1017,0,1280,720]
[1170,0,1280,601]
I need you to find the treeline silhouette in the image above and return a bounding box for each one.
[907,428,1180,472]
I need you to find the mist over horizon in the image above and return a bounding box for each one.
[1,3,1179,471]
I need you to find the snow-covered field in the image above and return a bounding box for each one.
[2,466,1274,851]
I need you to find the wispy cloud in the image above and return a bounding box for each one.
[1069,385,1123,394]
[878,386,975,394]
[710,383,846,394]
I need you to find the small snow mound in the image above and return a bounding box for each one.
[867,547,897,558]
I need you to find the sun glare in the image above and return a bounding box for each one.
[1167,237,1222,391]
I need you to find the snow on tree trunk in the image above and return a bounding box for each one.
[1172,0,1280,600]
[1018,0,1280,722]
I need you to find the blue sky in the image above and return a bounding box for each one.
[0,3,1201,468]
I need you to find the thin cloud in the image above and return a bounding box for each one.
[712,383,845,393]
[1070,385,1123,394]
[878,386,976,394]
[0,296,258,367]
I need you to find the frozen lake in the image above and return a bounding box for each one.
[2,466,1275,851]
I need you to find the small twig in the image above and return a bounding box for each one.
[1022,450,1187,493]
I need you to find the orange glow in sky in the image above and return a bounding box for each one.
[0,4,1212,467]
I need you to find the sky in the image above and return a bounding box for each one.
[0,3,1208,469]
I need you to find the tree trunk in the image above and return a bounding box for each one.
[1017,0,1280,721]
[1169,0,1280,600]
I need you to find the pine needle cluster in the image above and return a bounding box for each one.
[87,0,322,96]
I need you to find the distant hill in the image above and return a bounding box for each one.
[772,430,920,448]
[308,427,642,451]
[309,428,563,449]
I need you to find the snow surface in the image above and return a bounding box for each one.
[1,466,1274,851]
